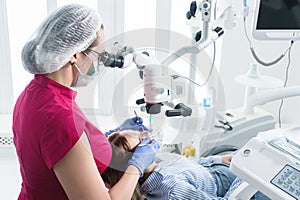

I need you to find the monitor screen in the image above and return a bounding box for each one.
[252,0,300,40]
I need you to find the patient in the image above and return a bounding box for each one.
[102,130,270,200]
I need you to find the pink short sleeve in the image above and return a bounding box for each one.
[40,110,85,169]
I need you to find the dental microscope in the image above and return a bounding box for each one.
[100,0,236,119]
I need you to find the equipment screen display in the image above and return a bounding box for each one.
[256,0,300,30]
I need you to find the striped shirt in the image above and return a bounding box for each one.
[141,153,228,200]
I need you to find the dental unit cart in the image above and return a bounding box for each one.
[230,128,300,200]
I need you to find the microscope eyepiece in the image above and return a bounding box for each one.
[100,52,124,68]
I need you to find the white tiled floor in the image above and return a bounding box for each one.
[0,147,22,200]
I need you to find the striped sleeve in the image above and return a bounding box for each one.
[198,155,222,167]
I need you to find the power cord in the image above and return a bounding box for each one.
[243,17,293,67]
[278,40,294,128]
[243,16,295,128]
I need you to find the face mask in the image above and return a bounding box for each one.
[73,62,100,87]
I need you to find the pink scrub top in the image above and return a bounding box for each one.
[12,74,112,200]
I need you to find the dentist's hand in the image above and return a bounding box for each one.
[128,137,160,177]
[105,117,150,137]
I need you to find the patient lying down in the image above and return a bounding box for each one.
[102,130,270,200]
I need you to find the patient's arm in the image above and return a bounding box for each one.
[198,154,233,166]
[198,155,222,166]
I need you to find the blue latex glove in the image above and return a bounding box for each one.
[128,137,160,177]
[105,117,151,137]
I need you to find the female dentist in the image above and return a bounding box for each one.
[12,4,159,200]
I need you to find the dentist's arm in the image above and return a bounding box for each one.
[108,165,140,200]
[53,134,159,200]
[53,135,111,200]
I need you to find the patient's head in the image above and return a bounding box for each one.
[102,130,152,200]
[110,130,151,150]
[104,130,152,173]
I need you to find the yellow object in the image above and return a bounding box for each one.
[182,144,196,158]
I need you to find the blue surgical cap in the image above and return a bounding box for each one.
[21,4,102,74]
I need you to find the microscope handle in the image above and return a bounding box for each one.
[165,103,192,117]
[165,109,182,117]
[136,98,145,105]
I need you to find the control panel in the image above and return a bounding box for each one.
[271,165,300,200]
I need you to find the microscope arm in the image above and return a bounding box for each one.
[161,27,224,67]
[162,0,238,66]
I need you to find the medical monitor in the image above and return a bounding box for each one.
[252,0,300,40]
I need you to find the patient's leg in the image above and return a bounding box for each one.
[207,164,237,197]
[250,191,271,200]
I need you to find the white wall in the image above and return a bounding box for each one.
[0,147,21,200]
[219,0,300,127]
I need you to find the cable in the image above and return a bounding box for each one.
[243,17,293,67]
[278,40,294,128]
[243,14,295,127]
[214,0,217,21]
[243,16,295,127]
[243,17,251,45]
[172,41,216,87]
